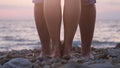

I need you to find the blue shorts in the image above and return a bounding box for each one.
[32,0,96,5]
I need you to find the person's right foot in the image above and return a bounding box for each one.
[81,53,94,60]
[63,44,72,59]
[51,47,62,58]
[40,51,51,58]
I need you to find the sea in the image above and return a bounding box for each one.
[0,19,120,51]
[0,0,120,51]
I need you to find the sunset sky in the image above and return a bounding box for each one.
[0,0,120,20]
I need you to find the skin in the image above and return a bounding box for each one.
[44,0,81,58]
[34,0,95,58]
[44,0,62,58]
[34,3,51,57]
[63,0,81,56]
[79,4,96,57]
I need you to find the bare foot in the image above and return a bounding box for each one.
[63,43,72,58]
[36,50,51,64]
[82,53,94,59]
[81,46,93,59]
[40,51,51,58]
[51,47,62,58]
[40,48,51,58]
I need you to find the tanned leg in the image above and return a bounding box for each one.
[79,4,96,57]
[34,3,51,57]
[63,0,81,56]
[44,0,62,58]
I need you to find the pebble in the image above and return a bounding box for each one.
[0,52,10,64]
[115,43,120,48]
[106,49,120,57]
[0,52,9,59]
[3,58,32,68]
[115,64,120,68]
[0,47,120,68]
[51,62,62,68]
[111,57,120,64]
[89,63,115,68]
[32,63,40,68]
[0,64,2,68]
[43,65,51,68]
[62,61,89,68]
[72,46,81,53]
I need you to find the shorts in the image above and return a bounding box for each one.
[32,0,96,5]
[82,0,96,5]
[32,0,43,4]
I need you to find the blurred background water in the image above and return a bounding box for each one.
[0,0,120,51]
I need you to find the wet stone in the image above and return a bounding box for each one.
[0,64,2,68]
[114,64,120,68]
[0,52,9,59]
[0,47,120,68]
[62,61,90,68]
[3,58,32,68]
[72,46,81,53]
[0,52,10,64]
[115,43,120,48]
[89,63,115,68]
[106,49,120,57]
[111,57,120,64]
[61,59,68,64]
[43,65,51,68]
[51,62,62,68]
[33,60,41,68]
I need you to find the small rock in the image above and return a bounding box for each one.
[115,64,120,68]
[0,52,10,64]
[95,53,108,59]
[32,63,41,68]
[62,61,89,68]
[68,57,89,64]
[72,46,81,53]
[0,64,2,68]
[61,59,68,64]
[111,57,120,64]
[3,58,32,68]
[89,63,115,68]
[43,65,51,68]
[115,43,120,48]
[51,62,62,68]
[0,52,9,59]
[106,48,120,57]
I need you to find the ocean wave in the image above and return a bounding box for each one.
[73,40,118,46]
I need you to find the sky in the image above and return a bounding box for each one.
[0,0,120,20]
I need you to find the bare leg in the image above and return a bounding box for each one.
[44,0,62,58]
[34,3,51,57]
[63,0,81,56]
[79,4,96,57]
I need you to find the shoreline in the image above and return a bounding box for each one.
[0,44,116,52]
[0,44,120,68]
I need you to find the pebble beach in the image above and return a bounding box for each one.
[0,43,120,68]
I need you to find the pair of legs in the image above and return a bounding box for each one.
[34,0,96,58]
[34,0,80,58]
[44,0,81,58]
[34,3,51,57]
